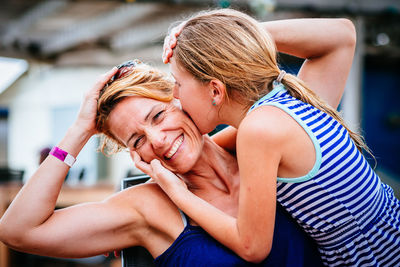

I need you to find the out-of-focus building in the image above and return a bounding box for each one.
[0,0,399,192]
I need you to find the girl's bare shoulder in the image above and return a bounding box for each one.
[239,105,293,141]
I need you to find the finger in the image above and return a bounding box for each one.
[150,159,172,178]
[92,67,118,92]
[163,36,171,53]
[170,41,177,49]
[99,67,119,83]
[163,49,172,64]
[168,38,177,50]
[150,159,162,168]
[164,48,171,57]
[114,250,120,257]
[133,152,153,175]
[172,27,182,37]
[163,57,169,64]
[132,151,141,164]
[163,35,170,48]
[162,51,168,63]
[173,22,185,36]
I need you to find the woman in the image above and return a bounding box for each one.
[136,8,400,266]
[0,61,323,266]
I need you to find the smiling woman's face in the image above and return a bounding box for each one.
[107,96,204,174]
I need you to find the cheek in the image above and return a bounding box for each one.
[136,145,157,164]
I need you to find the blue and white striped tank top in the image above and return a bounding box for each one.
[248,84,400,266]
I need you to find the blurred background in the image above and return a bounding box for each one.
[0,0,399,266]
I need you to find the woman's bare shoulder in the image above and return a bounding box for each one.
[111,182,185,231]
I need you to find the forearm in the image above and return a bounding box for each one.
[0,123,92,237]
[262,18,356,59]
[210,126,237,154]
[263,18,356,108]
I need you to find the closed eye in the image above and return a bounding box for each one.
[133,136,145,148]
[154,110,164,121]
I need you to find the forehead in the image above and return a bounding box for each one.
[112,96,160,119]
[107,97,167,142]
[170,57,188,78]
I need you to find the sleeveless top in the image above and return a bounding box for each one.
[248,84,400,266]
[154,203,323,267]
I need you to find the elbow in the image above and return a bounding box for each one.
[0,220,8,244]
[339,18,357,49]
[0,220,24,249]
[238,240,272,263]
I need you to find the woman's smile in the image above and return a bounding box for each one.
[165,134,184,160]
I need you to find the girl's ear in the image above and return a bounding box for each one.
[209,79,226,105]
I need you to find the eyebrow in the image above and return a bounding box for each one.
[125,104,161,147]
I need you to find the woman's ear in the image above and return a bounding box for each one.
[209,79,226,105]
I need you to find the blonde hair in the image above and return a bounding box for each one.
[174,8,370,154]
[96,63,174,155]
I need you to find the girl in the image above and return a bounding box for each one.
[135,8,400,266]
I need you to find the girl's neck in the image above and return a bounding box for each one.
[218,99,248,129]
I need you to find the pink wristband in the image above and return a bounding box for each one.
[50,146,76,167]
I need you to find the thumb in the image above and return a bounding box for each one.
[150,159,162,167]
[150,159,164,173]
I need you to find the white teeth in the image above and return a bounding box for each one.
[165,135,183,159]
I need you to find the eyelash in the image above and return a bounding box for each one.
[133,110,165,149]
[153,110,164,120]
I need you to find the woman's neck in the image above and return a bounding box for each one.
[181,136,239,199]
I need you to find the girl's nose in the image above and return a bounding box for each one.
[173,84,180,99]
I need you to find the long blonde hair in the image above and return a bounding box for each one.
[174,8,369,153]
[96,63,174,155]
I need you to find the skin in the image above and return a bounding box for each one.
[108,97,203,174]
[0,68,241,259]
[135,17,357,262]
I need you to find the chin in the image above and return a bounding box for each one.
[199,123,217,135]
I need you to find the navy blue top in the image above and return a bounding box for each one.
[154,204,323,266]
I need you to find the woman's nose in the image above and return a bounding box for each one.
[147,129,166,149]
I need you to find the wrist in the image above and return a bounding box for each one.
[69,122,95,140]
[169,185,192,205]
[72,119,96,136]
[57,124,93,158]
[49,147,76,167]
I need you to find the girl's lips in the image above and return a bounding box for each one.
[164,135,184,159]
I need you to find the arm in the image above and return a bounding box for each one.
[210,126,237,154]
[212,18,356,150]
[263,18,356,108]
[0,191,144,258]
[0,69,146,257]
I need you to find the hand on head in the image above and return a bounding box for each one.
[75,67,118,135]
[162,22,186,64]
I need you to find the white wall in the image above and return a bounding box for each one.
[0,64,136,185]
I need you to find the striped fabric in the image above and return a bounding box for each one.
[248,85,400,266]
